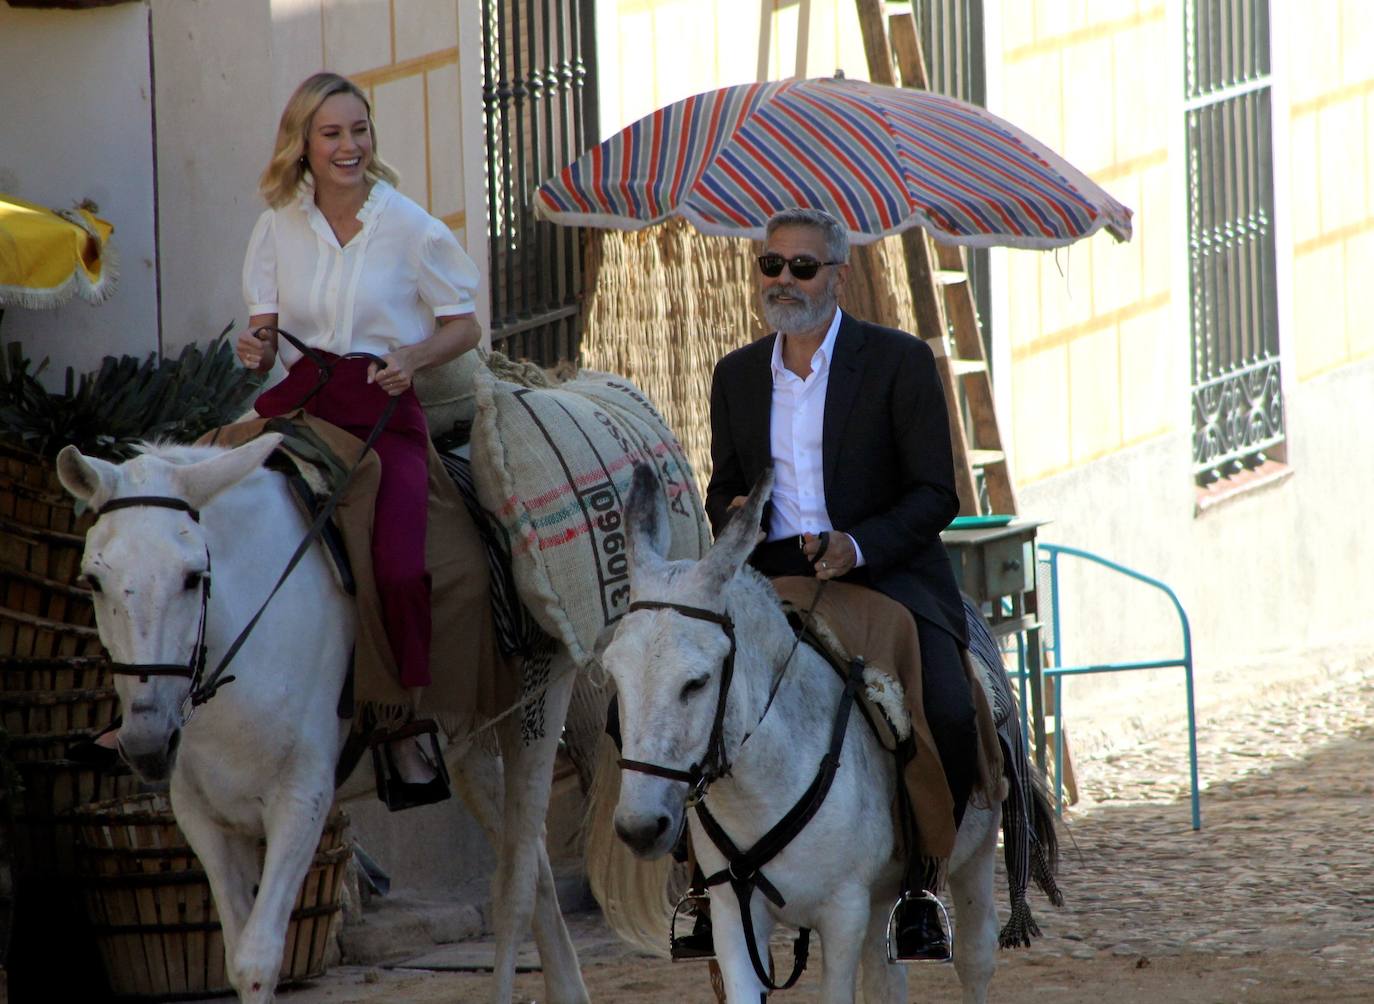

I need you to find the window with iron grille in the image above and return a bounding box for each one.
[910,0,991,366]
[482,0,598,367]
[1185,0,1283,487]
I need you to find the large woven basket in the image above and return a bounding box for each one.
[0,559,96,626]
[0,514,87,584]
[0,656,116,763]
[0,654,111,694]
[0,601,104,659]
[76,794,350,1000]
[0,440,64,494]
[8,759,142,877]
[1,686,118,742]
[0,472,91,534]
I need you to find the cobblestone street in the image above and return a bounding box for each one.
[203,641,1374,1003]
[1004,637,1374,991]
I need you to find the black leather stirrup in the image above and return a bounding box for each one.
[369,718,452,812]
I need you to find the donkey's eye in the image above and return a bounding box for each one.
[680,675,709,701]
[184,571,207,591]
[81,573,102,594]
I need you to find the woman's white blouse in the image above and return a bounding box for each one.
[242,180,478,368]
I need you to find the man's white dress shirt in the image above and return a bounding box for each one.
[766,308,864,566]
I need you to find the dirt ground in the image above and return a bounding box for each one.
[259,644,1374,1003]
[270,947,1369,1003]
[13,645,1365,1004]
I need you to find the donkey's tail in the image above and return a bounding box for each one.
[581,733,683,958]
[962,594,1065,948]
[1026,760,1063,906]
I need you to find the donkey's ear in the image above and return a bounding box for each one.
[56,445,119,510]
[625,462,670,577]
[176,433,285,510]
[700,466,773,588]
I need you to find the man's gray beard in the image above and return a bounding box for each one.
[761,284,837,334]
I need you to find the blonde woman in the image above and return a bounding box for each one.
[236,72,480,810]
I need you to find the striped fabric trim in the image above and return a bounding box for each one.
[964,595,1061,948]
[537,77,1132,250]
[438,448,543,658]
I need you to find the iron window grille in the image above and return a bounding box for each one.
[482,0,598,367]
[1184,0,1283,487]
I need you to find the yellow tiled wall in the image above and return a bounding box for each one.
[1287,0,1374,381]
[307,0,469,243]
[599,0,873,136]
[999,2,1172,483]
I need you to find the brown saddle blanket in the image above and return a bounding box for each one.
[771,577,1003,860]
[199,412,517,723]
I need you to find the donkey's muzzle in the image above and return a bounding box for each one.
[614,811,673,858]
[119,727,181,782]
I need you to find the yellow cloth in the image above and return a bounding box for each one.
[0,194,117,308]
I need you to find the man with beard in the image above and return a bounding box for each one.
[698,207,976,963]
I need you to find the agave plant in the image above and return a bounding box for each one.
[0,324,263,460]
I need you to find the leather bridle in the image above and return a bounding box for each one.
[615,600,737,805]
[94,497,213,709]
[611,587,864,992]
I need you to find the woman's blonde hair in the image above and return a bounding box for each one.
[258,72,400,208]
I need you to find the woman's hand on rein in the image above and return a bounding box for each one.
[368,351,413,396]
[235,327,277,373]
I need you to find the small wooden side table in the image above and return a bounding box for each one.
[941,518,1051,769]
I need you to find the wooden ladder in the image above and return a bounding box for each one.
[854,0,1017,518]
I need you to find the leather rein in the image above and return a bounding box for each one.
[614,591,864,992]
[94,327,397,718]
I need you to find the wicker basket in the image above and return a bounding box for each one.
[0,602,104,659]
[0,515,87,584]
[0,559,95,626]
[76,794,350,1000]
[1,686,118,740]
[8,759,143,877]
[0,441,64,494]
[0,654,111,694]
[0,473,92,534]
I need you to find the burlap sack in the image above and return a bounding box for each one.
[469,367,711,666]
[413,350,483,440]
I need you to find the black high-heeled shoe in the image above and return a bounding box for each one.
[368,718,452,812]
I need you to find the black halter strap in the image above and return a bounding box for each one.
[94,497,211,686]
[97,496,200,521]
[616,601,737,801]
[695,654,867,991]
[612,588,859,992]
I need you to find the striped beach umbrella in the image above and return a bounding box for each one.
[536,77,1131,249]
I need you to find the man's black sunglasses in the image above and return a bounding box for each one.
[756,253,842,280]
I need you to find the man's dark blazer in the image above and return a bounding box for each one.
[705,310,968,644]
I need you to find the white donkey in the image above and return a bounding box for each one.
[57,435,590,1004]
[591,464,1008,1003]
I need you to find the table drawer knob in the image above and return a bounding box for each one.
[1002,558,1022,572]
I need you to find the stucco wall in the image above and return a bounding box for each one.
[0,2,160,376]
[595,0,873,137]
[1,0,488,380]
[1284,0,1374,382]
[988,1,1176,484]
[149,0,276,355]
[1020,356,1374,749]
